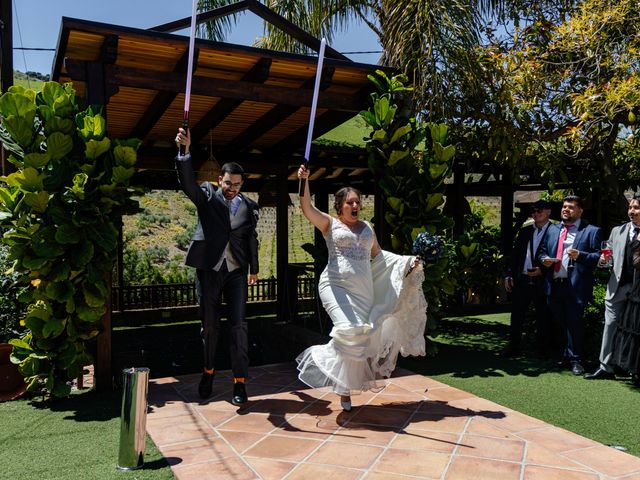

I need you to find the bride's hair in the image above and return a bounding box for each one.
[334,187,361,214]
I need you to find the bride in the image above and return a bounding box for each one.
[296,165,428,411]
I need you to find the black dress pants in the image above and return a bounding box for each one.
[197,263,249,378]
[509,275,552,349]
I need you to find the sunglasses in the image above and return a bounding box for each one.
[531,208,544,213]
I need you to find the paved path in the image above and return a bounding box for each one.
[145,363,640,479]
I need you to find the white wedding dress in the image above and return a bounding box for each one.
[296,217,428,395]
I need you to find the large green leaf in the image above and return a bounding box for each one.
[113,145,137,167]
[23,191,50,213]
[76,300,106,323]
[389,124,412,145]
[426,193,444,211]
[78,113,107,141]
[0,91,36,123]
[43,116,75,136]
[433,142,456,163]
[42,316,67,338]
[388,149,410,166]
[429,163,449,179]
[430,124,449,144]
[85,138,111,160]
[47,132,73,160]
[112,166,135,185]
[19,356,40,376]
[70,240,94,267]
[45,280,74,302]
[54,224,81,244]
[24,152,51,169]
[88,222,117,251]
[2,167,45,192]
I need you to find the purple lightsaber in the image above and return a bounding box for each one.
[299,38,327,196]
[180,0,198,155]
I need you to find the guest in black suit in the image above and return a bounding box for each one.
[538,195,602,375]
[501,200,553,357]
[175,127,259,404]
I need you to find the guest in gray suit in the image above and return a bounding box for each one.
[175,127,260,403]
[585,195,640,380]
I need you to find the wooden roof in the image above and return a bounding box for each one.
[51,2,384,191]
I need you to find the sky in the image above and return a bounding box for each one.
[12,0,382,76]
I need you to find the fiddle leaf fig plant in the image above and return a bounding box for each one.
[0,81,140,397]
[360,71,456,330]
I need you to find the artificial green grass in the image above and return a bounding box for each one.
[0,389,174,479]
[402,312,640,457]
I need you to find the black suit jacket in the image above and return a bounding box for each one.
[176,155,259,274]
[506,223,550,280]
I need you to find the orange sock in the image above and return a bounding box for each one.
[204,368,215,375]
[233,377,245,384]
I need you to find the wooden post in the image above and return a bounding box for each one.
[276,168,289,322]
[500,182,514,257]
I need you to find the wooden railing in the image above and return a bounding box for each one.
[112,276,316,312]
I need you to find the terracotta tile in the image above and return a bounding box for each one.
[246,372,297,386]
[217,430,265,453]
[477,410,548,433]
[150,376,180,386]
[366,392,425,411]
[217,412,284,433]
[244,457,297,480]
[418,400,478,417]
[308,441,383,469]
[426,386,476,402]
[407,411,469,433]
[563,446,640,477]
[523,465,599,480]
[262,362,298,373]
[364,472,422,480]
[172,455,257,480]
[465,418,518,439]
[241,397,310,416]
[525,443,592,471]
[286,463,363,480]
[348,406,414,428]
[445,456,521,480]
[334,424,400,447]
[377,382,425,397]
[194,407,237,428]
[517,427,600,453]
[160,437,237,466]
[146,413,217,446]
[273,415,340,441]
[456,434,525,462]
[244,435,322,461]
[373,448,449,478]
[147,400,194,419]
[390,430,460,454]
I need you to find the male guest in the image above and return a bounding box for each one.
[539,195,602,375]
[585,195,640,380]
[502,200,553,357]
[175,127,260,403]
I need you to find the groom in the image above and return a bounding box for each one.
[175,127,260,404]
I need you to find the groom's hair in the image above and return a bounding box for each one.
[563,194,583,209]
[220,162,245,178]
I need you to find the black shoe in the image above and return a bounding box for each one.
[584,368,615,380]
[571,362,585,376]
[632,374,640,387]
[198,372,214,399]
[556,358,569,368]
[499,345,521,358]
[232,382,247,406]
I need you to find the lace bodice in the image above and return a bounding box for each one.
[323,218,374,274]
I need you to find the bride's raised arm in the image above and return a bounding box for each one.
[297,165,331,235]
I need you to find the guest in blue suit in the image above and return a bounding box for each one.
[538,195,602,375]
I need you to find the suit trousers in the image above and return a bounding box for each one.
[197,263,249,378]
[549,279,585,362]
[509,275,551,349]
[600,283,633,372]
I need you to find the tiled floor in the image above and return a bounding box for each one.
[145,363,640,479]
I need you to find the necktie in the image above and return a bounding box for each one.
[633,226,640,242]
[554,224,573,272]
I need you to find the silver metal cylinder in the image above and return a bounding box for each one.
[117,367,150,471]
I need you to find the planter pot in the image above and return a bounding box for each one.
[0,343,27,402]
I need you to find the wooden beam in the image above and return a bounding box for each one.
[130,49,199,139]
[190,57,272,145]
[224,66,335,152]
[64,60,366,112]
[151,0,348,61]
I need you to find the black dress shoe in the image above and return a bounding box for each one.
[198,372,214,399]
[499,345,521,358]
[584,368,615,380]
[232,382,247,406]
[571,362,585,376]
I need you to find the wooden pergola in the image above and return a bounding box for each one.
[50,0,388,388]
